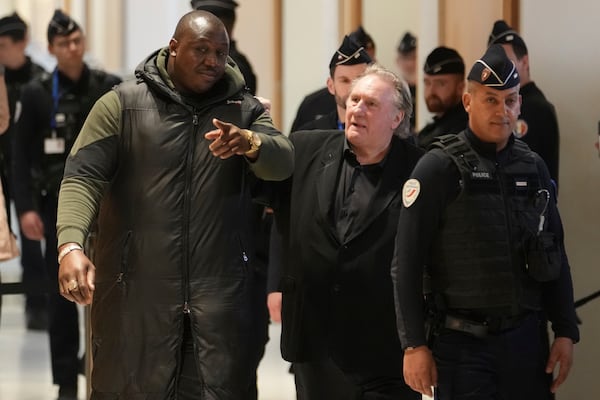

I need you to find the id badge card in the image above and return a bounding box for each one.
[44,134,66,154]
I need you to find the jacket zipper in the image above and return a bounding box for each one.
[236,235,249,275]
[116,230,132,284]
[181,112,199,314]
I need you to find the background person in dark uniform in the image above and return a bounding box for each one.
[417,46,467,149]
[12,10,121,400]
[296,35,371,131]
[290,26,376,132]
[392,44,579,399]
[273,64,422,400]
[191,0,257,95]
[488,20,561,187]
[395,32,417,131]
[0,12,49,331]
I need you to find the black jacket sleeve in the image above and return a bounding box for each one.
[535,155,579,342]
[12,81,49,215]
[391,149,460,348]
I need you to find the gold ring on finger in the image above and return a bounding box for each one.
[67,280,79,292]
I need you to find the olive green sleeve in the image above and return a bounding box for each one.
[247,111,294,181]
[57,90,122,247]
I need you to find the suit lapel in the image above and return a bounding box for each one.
[315,135,344,238]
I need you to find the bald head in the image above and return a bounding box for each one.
[168,10,230,95]
[173,10,228,43]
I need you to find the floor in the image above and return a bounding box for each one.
[0,257,296,400]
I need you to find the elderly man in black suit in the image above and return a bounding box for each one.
[271,64,423,400]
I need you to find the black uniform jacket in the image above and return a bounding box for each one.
[274,130,424,373]
[392,129,579,349]
[519,82,560,186]
[295,109,340,132]
[417,101,468,149]
[290,87,336,132]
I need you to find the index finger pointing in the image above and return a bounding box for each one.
[212,118,232,137]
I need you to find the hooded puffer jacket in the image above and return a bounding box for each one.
[58,48,293,399]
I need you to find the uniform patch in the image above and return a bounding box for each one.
[471,171,492,179]
[402,179,421,208]
[514,119,529,138]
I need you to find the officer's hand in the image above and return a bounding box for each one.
[267,291,282,323]
[205,118,254,160]
[403,345,437,397]
[19,211,44,240]
[546,336,574,393]
[58,245,96,305]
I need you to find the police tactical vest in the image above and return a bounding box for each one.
[429,132,547,313]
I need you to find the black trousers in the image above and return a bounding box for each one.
[41,195,79,388]
[433,312,554,400]
[294,355,420,400]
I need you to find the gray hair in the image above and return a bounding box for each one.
[352,63,413,138]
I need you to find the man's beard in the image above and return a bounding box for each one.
[426,95,450,114]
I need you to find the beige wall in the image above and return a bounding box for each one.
[282,0,339,133]
[235,0,278,124]
[440,0,504,70]
[522,1,600,397]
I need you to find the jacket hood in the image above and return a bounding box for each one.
[134,47,247,107]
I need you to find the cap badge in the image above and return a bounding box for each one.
[481,68,491,82]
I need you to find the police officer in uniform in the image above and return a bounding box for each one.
[392,45,579,399]
[191,0,257,95]
[395,32,417,131]
[0,12,49,330]
[488,20,561,187]
[417,46,468,149]
[12,10,121,400]
[290,26,376,132]
[296,35,371,131]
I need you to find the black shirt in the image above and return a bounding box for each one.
[334,141,385,242]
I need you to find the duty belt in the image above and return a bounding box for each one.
[444,312,531,338]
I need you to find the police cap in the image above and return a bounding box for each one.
[329,35,372,70]
[487,20,528,53]
[423,46,464,75]
[0,12,26,36]
[467,44,519,89]
[348,26,375,51]
[47,9,81,43]
[397,32,416,54]
[190,0,238,11]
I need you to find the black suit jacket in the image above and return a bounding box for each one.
[274,130,424,373]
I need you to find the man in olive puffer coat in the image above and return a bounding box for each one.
[55,10,294,400]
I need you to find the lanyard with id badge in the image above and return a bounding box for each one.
[44,69,66,155]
